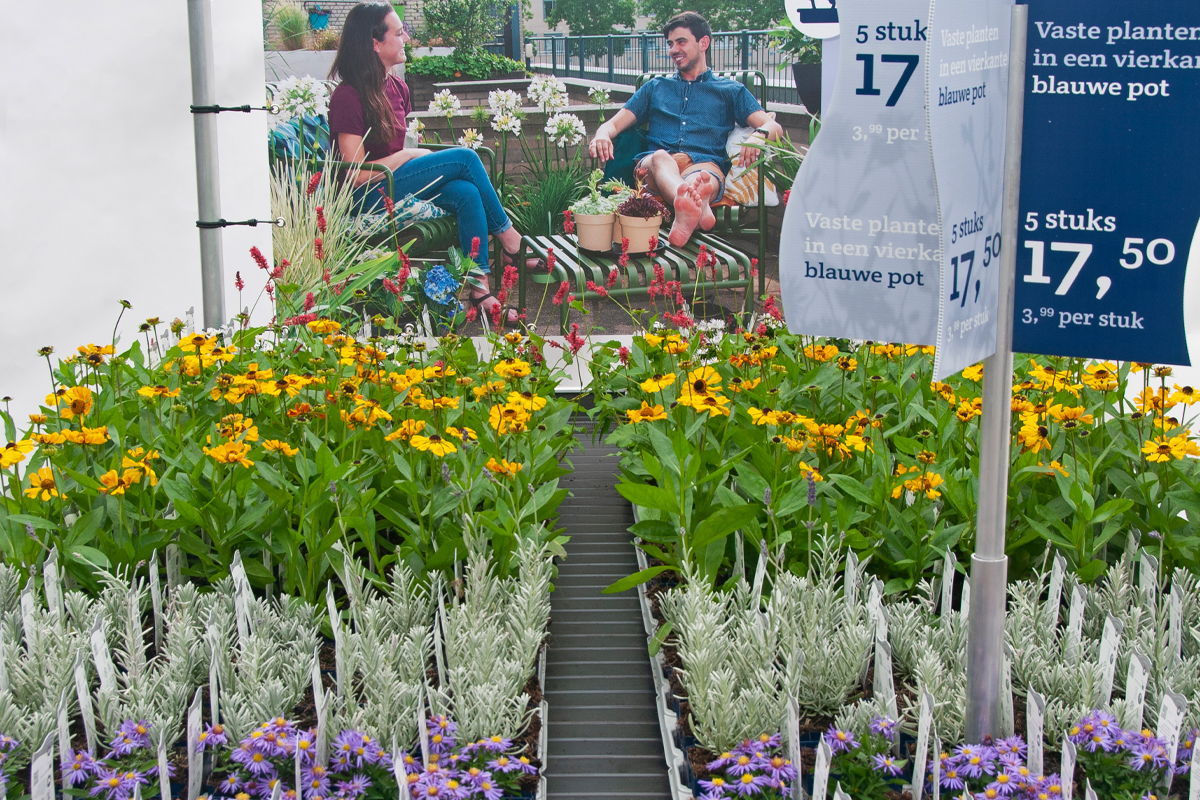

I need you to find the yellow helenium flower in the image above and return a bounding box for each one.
[472,380,507,400]
[797,460,823,481]
[178,333,216,353]
[503,332,524,344]
[423,364,456,379]
[662,335,688,354]
[204,441,254,468]
[63,426,110,445]
[33,432,67,445]
[804,344,840,362]
[25,467,62,501]
[99,470,130,496]
[489,403,531,434]
[506,391,546,412]
[626,402,667,423]
[1048,404,1094,425]
[961,363,984,381]
[683,393,732,417]
[485,457,523,477]
[1169,384,1197,406]
[307,319,341,334]
[641,333,664,348]
[640,373,676,393]
[726,377,761,392]
[1017,422,1052,453]
[1038,460,1069,477]
[263,440,300,457]
[747,407,781,426]
[1,440,34,469]
[138,385,181,399]
[493,359,531,379]
[385,420,427,441]
[1143,435,1199,462]
[444,426,477,441]
[410,434,456,457]
[956,400,981,422]
[1081,362,1119,391]
[52,386,94,419]
[681,366,721,398]
[836,356,857,372]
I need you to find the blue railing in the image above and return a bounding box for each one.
[523,30,799,105]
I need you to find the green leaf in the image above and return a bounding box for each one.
[648,621,674,656]
[1076,559,1108,583]
[630,519,678,544]
[691,504,749,551]
[601,565,674,594]
[616,482,679,514]
[828,474,874,506]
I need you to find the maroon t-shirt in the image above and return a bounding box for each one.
[328,73,411,161]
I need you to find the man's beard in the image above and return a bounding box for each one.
[675,53,701,73]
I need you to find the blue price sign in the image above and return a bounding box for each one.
[1015,0,1200,365]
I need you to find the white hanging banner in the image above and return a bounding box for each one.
[927,0,1013,379]
[780,0,942,345]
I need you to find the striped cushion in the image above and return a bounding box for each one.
[718,121,779,208]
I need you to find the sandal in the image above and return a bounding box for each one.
[500,248,543,270]
[469,289,519,326]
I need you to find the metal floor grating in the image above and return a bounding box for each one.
[542,419,672,799]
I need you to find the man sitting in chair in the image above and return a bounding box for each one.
[588,11,783,246]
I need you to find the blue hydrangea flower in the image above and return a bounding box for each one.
[423,266,459,306]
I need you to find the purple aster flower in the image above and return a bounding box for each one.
[514,755,538,775]
[335,775,371,797]
[475,775,503,800]
[479,734,512,753]
[330,752,353,773]
[994,735,1026,759]
[243,749,279,778]
[872,754,903,776]
[1084,729,1114,753]
[332,730,365,761]
[752,733,782,749]
[986,768,1021,796]
[428,730,455,755]
[763,754,797,783]
[118,720,153,749]
[63,750,98,786]
[487,755,518,774]
[293,730,317,764]
[825,726,860,755]
[707,751,738,771]
[217,773,244,795]
[427,715,458,738]
[399,751,421,776]
[726,753,768,777]
[698,775,732,798]
[1090,710,1118,734]
[89,768,135,800]
[870,716,900,742]
[0,736,18,752]
[731,773,769,796]
[301,766,331,799]
[196,723,228,752]
[1128,739,1169,771]
[939,764,967,791]
[255,778,287,799]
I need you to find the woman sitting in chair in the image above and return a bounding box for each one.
[328,1,519,321]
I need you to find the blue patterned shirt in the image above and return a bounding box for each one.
[623,69,763,174]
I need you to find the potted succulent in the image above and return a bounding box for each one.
[615,183,669,254]
[569,170,628,252]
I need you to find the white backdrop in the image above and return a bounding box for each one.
[0,0,272,421]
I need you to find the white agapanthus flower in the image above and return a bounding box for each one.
[491,113,522,136]
[457,128,484,150]
[428,88,461,115]
[544,112,586,147]
[269,76,331,128]
[527,75,568,110]
[488,89,523,116]
[587,87,611,107]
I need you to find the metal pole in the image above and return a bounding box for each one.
[607,35,614,82]
[641,33,649,74]
[964,2,1026,743]
[187,0,226,330]
[551,37,557,76]
[578,36,585,79]
[740,31,750,71]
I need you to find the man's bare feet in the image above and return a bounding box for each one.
[689,172,718,231]
[669,184,705,246]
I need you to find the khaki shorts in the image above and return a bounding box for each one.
[636,152,726,203]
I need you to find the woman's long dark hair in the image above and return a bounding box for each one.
[329,2,396,146]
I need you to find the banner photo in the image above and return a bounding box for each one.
[779,0,942,345]
[928,0,1013,380]
[1014,0,1200,365]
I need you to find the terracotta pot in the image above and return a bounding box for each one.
[573,212,615,252]
[616,214,663,253]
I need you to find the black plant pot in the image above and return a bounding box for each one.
[792,62,822,115]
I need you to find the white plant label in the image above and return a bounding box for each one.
[0,638,9,694]
[1189,739,1199,800]
[133,782,142,800]
[30,733,54,800]
[1047,553,1066,627]
[941,550,956,619]
[1084,779,1097,800]
[961,576,971,619]
[844,551,860,619]
[90,618,117,694]
[393,736,412,800]
[232,553,251,644]
[269,780,282,800]
[1122,651,1151,731]
[1096,614,1124,706]
[158,730,172,800]
[296,732,304,800]
[327,583,347,700]
[1140,552,1159,598]
[21,586,38,651]
[57,689,71,762]
[166,544,182,593]
[911,689,933,800]
[813,736,831,800]
[1065,584,1086,663]
[314,654,329,764]
[74,653,98,753]
[187,688,203,800]
[45,548,64,627]
[932,735,942,800]
[1169,584,1184,662]
[833,783,851,800]
[417,701,431,766]
[149,550,164,652]
[1027,689,1046,778]
[1061,737,1076,800]
[209,637,221,725]
[787,697,802,800]
[1158,690,1186,794]
[874,638,898,719]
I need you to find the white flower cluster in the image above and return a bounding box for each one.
[587,87,611,107]
[488,89,523,116]
[544,112,586,147]
[527,75,568,111]
[268,76,331,129]
[457,128,484,150]
[428,88,462,115]
[491,113,521,136]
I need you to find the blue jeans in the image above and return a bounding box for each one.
[354,148,511,273]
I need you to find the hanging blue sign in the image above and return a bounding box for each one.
[1014,0,1200,366]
